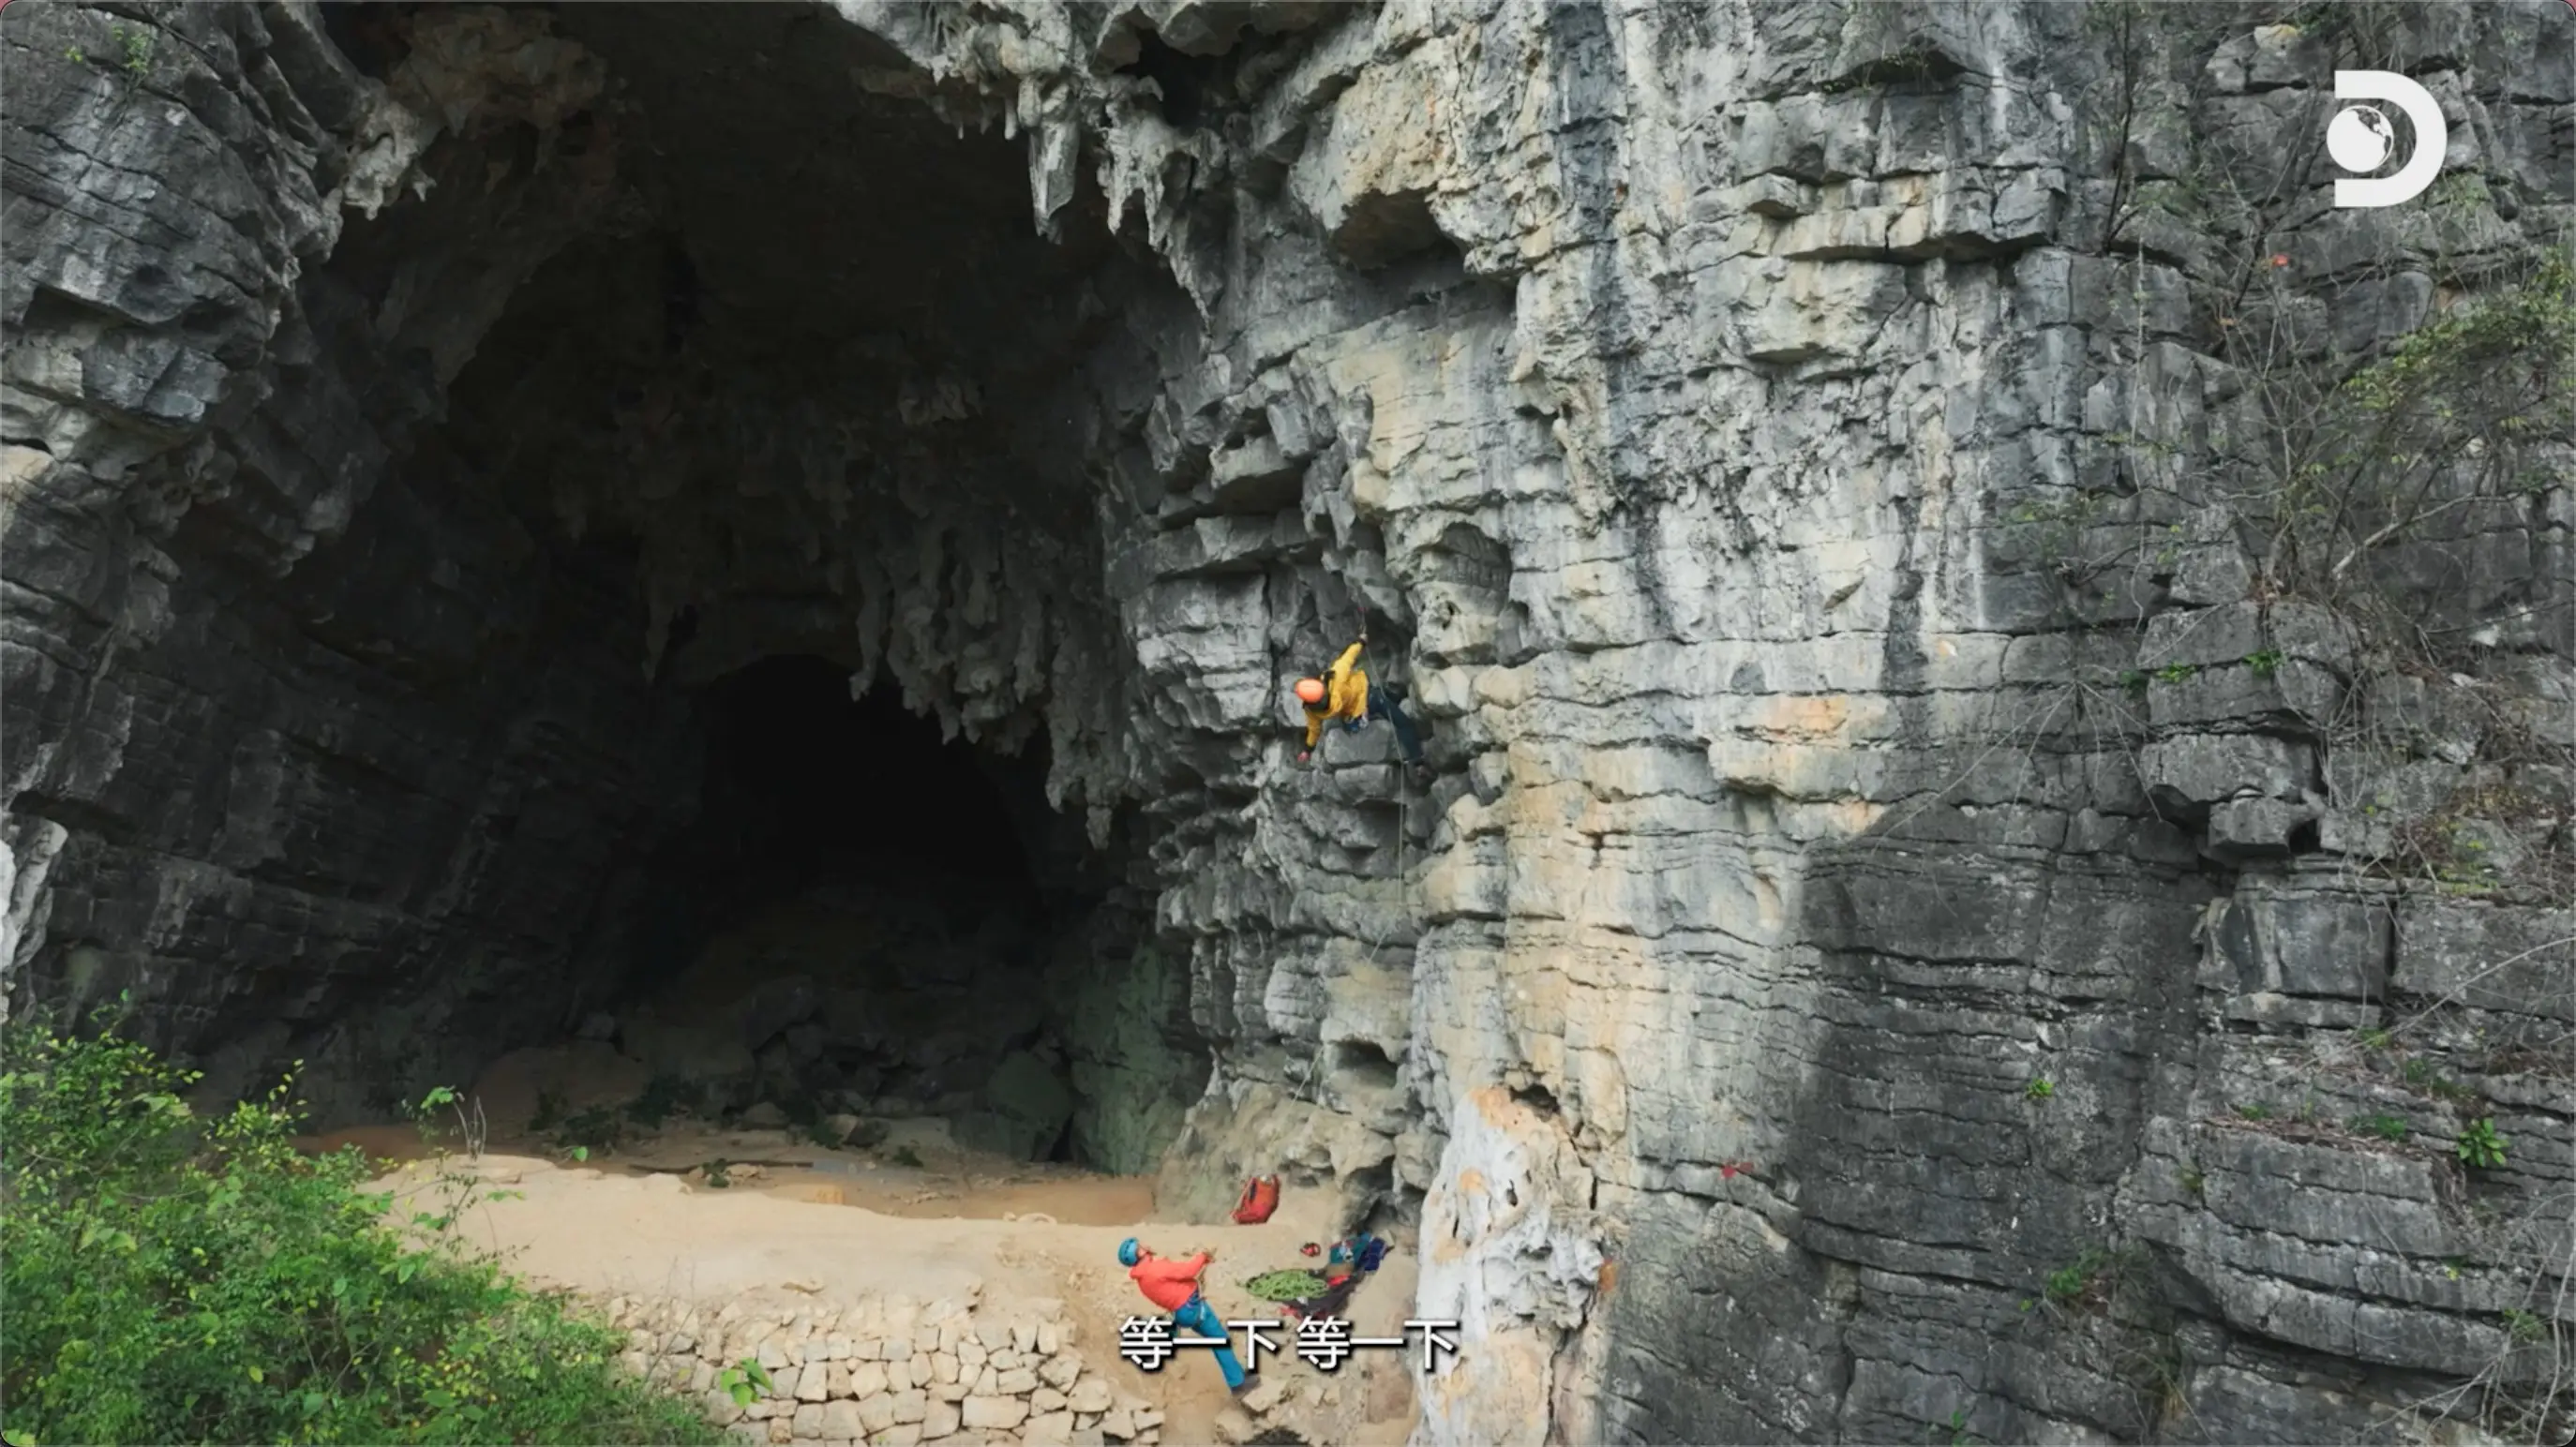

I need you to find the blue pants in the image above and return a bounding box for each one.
[1173,1295,1248,1390]
[1364,692,1424,764]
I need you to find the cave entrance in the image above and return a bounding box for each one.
[279,3,1207,1171]
[603,654,1105,1164]
[694,653,1049,926]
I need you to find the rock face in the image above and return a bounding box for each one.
[4,3,2570,1444]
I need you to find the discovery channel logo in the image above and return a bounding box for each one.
[2329,71,2447,208]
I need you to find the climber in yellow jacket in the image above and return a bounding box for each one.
[1293,629,1430,783]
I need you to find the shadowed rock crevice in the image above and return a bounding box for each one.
[5,1,2571,1442]
[1,0,1205,1164]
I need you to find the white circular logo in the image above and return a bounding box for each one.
[2327,105,2398,172]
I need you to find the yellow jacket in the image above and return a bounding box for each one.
[1302,642,1369,748]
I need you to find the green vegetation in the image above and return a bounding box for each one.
[2502,1307,2548,1345]
[553,1104,624,1157]
[0,1010,721,1447]
[2349,1112,2410,1143]
[2226,235,2574,616]
[623,1074,699,1131]
[2025,1078,2056,1102]
[529,1088,568,1134]
[2234,1101,2271,1121]
[528,1090,626,1157]
[2242,649,2284,678]
[2401,1057,2481,1104]
[2178,1165,2206,1199]
[2456,1117,2509,1170]
[717,1360,772,1409]
[67,23,152,77]
[2041,1246,2130,1310]
[536,1075,704,1148]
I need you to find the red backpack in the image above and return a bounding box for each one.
[1231,1173,1281,1225]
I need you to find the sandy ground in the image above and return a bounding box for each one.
[305,1118,1419,1445]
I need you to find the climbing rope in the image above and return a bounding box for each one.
[1254,630,1426,1105]
[1355,632,1418,975]
[1244,1269,1331,1303]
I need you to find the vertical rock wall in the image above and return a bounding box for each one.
[4,2,2570,1442]
[852,3,2572,1441]
[0,2,692,1112]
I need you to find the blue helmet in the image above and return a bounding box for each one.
[1117,1237,1142,1268]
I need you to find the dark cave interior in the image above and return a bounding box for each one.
[613,656,1065,1014]
[154,0,1200,1163]
[703,657,1047,913]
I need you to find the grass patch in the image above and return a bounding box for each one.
[0,1007,722,1446]
[623,1074,698,1131]
[2400,1056,2483,1105]
[551,1104,624,1159]
[2026,1245,2143,1317]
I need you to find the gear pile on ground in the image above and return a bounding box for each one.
[1240,1270,1330,1304]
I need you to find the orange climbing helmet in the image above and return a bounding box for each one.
[1293,678,1327,706]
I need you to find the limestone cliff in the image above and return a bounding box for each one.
[3,3,2569,1444]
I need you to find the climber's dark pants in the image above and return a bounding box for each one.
[1366,693,1424,765]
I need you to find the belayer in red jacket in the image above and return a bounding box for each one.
[1119,1238,1251,1395]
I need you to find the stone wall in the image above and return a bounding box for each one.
[598,1290,1161,1447]
[4,2,2569,1443]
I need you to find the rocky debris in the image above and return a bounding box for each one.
[386,4,607,140]
[4,1,2569,1444]
[952,1050,1078,1161]
[1236,1378,1288,1415]
[595,1290,1158,1447]
[737,975,824,1054]
[598,872,1154,1166]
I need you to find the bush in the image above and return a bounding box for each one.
[0,1012,723,1446]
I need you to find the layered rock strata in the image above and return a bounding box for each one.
[4,3,2569,1443]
